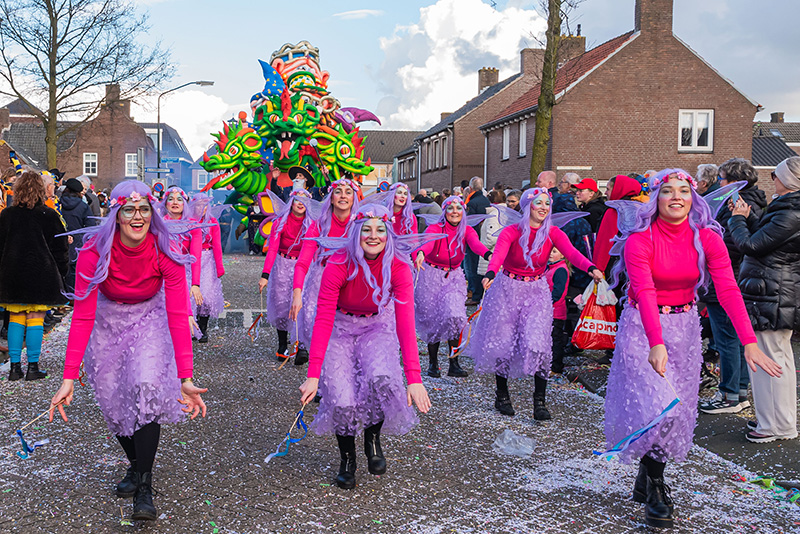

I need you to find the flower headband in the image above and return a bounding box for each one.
[109,190,156,208]
[330,178,357,191]
[352,210,395,224]
[164,187,189,201]
[290,189,311,199]
[442,196,465,209]
[653,171,698,188]
[523,187,552,202]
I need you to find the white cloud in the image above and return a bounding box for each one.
[131,90,237,160]
[333,9,384,20]
[372,0,546,130]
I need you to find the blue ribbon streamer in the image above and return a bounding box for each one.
[594,397,680,461]
[16,429,50,460]
[264,409,308,463]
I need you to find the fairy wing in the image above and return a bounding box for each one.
[465,213,490,227]
[550,211,589,228]
[256,190,285,217]
[703,180,747,218]
[493,205,524,228]
[605,200,648,257]
[395,233,446,255]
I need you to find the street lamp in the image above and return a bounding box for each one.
[156,80,215,171]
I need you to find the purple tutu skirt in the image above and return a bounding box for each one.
[468,272,553,379]
[604,305,702,464]
[312,305,418,437]
[297,261,323,347]
[192,249,224,318]
[414,265,467,343]
[265,254,297,335]
[84,290,184,437]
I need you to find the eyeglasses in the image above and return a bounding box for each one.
[771,172,777,180]
[119,205,153,220]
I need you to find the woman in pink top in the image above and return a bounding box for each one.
[188,192,225,343]
[299,204,435,490]
[604,169,780,529]
[257,188,319,363]
[289,178,359,360]
[414,195,490,378]
[382,182,418,235]
[49,180,207,523]
[469,188,601,420]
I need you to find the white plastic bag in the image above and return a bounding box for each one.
[576,280,618,309]
[492,429,536,458]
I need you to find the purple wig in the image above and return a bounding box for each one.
[316,178,360,237]
[65,180,195,300]
[160,186,190,220]
[270,190,316,254]
[609,168,723,294]
[383,183,415,234]
[431,196,469,256]
[516,187,554,269]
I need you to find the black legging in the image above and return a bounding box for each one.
[116,422,161,474]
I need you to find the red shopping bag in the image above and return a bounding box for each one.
[571,289,617,350]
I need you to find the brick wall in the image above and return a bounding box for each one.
[485,119,535,188]
[755,168,776,198]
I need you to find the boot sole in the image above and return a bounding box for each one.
[335,478,356,490]
[447,371,468,377]
[368,465,387,476]
[645,512,674,529]
[116,490,135,498]
[131,510,158,521]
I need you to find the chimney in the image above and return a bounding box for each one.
[0,108,9,132]
[635,0,673,35]
[770,112,785,123]
[478,67,499,94]
[440,112,452,122]
[105,84,121,103]
[520,48,544,76]
[103,83,131,117]
[558,35,586,64]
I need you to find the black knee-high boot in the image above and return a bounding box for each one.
[335,435,357,489]
[533,375,551,420]
[364,421,386,475]
[494,375,514,416]
[446,339,468,377]
[276,329,289,359]
[642,455,673,528]
[197,315,209,343]
[115,436,138,498]
[427,343,441,377]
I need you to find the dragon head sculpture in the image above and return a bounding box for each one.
[312,124,373,182]
[253,88,321,173]
[200,112,267,196]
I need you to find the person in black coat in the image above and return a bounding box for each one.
[61,178,95,293]
[574,178,607,233]
[699,158,768,415]
[728,156,800,443]
[466,176,490,304]
[0,170,69,380]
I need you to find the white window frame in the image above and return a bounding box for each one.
[518,120,527,157]
[678,109,714,153]
[441,136,448,167]
[501,125,510,160]
[83,153,98,176]
[124,153,137,177]
[426,142,432,171]
[434,139,440,168]
[197,170,209,189]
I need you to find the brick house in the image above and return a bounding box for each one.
[480,0,762,190]
[359,130,421,188]
[394,144,418,192]
[756,112,800,156]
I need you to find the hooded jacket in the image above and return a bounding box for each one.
[60,192,94,262]
[593,176,642,273]
[729,191,800,331]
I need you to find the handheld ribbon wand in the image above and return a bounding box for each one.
[247,291,265,343]
[275,321,300,371]
[16,400,65,459]
[264,400,309,463]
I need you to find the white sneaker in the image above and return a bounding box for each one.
[699,391,746,414]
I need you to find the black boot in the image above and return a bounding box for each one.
[25,362,47,381]
[335,435,357,489]
[447,339,468,377]
[633,461,647,503]
[645,476,674,528]
[197,316,209,343]
[364,421,386,475]
[427,343,441,378]
[533,375,552,421]
[276,329,289,359]
[8,362,23,381]
[294,345,309,366]
[115,462,139,498]
[494,375,514,416]
[131,472,157,521]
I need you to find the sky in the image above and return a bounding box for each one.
[127,0,800,160]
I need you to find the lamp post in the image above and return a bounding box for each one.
[156,80,214,171]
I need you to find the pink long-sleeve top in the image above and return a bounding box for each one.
[63,232,194,380]
[292,214,350,290]
[486,225,595,278]
[262,212,306,276]
[191,218,224,283]
[392,211,418,236]
[624,217,757,348]
[307,252,422,385]
[417,222,489,269]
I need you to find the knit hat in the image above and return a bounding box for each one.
[774,157,800,192]
[65,178,83,193]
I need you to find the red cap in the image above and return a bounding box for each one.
[575,178,598,192]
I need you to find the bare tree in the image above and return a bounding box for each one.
[0,0,172,168]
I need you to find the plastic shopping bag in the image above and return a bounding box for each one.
[575,279,618,309]
[571,283,617,350]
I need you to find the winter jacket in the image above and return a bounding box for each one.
[61,192,95,262]
[728,191,800,331]
[593,176,642,273]
[579,197,607,233]
[413,197,441,233]
[0,204,69,305]
[466,189,491,235]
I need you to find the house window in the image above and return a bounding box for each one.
[434,139,441,168]
[441,137,448,167]
[145,128,161,151]
[426,142,432,171]
[518,120,527,157]
[83,153,98,176]
[197,170,209,189]
[502,126,510,160]
[678,110,714,152]
[125,153,138,177]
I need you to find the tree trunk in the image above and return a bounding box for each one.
[529,0,562,183]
